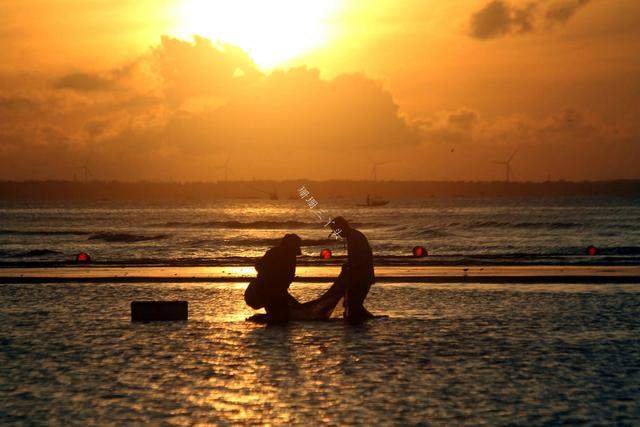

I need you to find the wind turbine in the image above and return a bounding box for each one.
[217,154,231,182]
[369,159,394,182]
[491,149,518,183]
[75,154,93,182]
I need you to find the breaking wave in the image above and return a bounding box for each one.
[159,220,376,229]
[0,229,92,236]
[463,221,582,229]
[416,228,450,238]
[88,233,169,243]
[13,249,62,257]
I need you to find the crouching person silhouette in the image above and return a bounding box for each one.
[244,233,303,324]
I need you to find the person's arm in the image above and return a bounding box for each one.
[255,248,273,274]
[276,256,296,292]
[254,256,264,273]
[285,259,295,283]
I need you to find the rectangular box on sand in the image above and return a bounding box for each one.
[131,301,188,322]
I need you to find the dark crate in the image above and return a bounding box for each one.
[131,301,188,322]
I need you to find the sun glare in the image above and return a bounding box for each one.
[174,0,341,69]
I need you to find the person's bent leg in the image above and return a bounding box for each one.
[244,279,265,309]
[344,280,372,324]
[264,291,290,325]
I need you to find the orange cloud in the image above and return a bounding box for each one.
[1,30,638,182]
[0,36,420,180]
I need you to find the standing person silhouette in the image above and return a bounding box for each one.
[329,216,376,323]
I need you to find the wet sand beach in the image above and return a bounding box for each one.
[2,279,640,424]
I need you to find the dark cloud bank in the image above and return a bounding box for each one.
[470,0,592,39]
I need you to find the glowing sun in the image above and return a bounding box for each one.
[175,0,340,69]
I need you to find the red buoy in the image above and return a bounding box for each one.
[76,252,91,263]
[412,246,428,257]
[320,248,332,259]
[586,245,598,256]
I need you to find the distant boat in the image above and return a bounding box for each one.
[357,194,389,207]
[245,183,278,200]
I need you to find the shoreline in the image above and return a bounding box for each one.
[1,265,638,284]
[1,254,639,269]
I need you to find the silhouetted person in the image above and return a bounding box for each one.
[244,233,303,324]
[330,216,376,323]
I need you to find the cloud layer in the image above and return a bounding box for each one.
[1,6,639,183]
[0,36,421,181]
[470,0,592,39]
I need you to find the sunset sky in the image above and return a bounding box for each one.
[1,0,639,181]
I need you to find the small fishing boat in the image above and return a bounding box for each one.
[357,195,389,207]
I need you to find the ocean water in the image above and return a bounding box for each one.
[1,196,639,266]
[1,282,639,424]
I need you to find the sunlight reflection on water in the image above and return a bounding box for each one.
[1,282,640,424]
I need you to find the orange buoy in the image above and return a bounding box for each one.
[412,246,428,257]
[76,252,91,263]
[320,248,332,259]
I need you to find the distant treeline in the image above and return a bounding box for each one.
[0,180,639,201]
